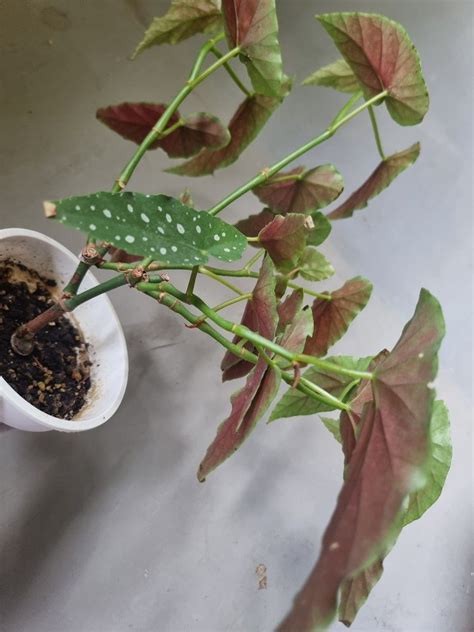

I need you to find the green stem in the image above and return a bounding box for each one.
[189,33,225,81]
[137,281,372,383]
[212,292,252,313]
[62,244,109,297]
[198,267,246,296]
[207,90,388,217]
[368,105,386,160]
[186,265,199,299]
[329,90,363,127]
[111,44,241,193]
[209,46,251,96]
[243,249,264,271]
[142,287,347,411]
[66,274,129,310]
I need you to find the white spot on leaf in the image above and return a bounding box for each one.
[89,224,96,231]
[103,209,112,218]
[177,223,185,234]
[125,235,135,243]
[141,213,150,223]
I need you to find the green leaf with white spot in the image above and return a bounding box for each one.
[47,192,247,265]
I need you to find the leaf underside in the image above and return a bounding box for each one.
[201,257,279,479]
[132,0,222,56]
[254,165,344,214]
[221,256,278,381]
[328,143,420,220]
[49,192,247,265]
[278,289,445,631]
[167,93,282,176]
[258,214,311,273]
[222,0,285,97]
[96,103,230,159]
[304,277,373,357]
[317,12,429,126]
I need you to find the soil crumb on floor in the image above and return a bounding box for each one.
[0,260,91,419]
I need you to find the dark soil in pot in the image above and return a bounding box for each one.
[0,260,91,419]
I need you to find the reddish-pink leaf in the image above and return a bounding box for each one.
[277,308,313,358]
[167,94,282,176]
[259,214,312,273]
[159,112,230,157]
[328,143,420,220]
[222,0,284,97]
[278,289,445,631]
[304,277,372,358]
[317,13,429,126]
[340,349,389,466]
[277,289,304,335]
[96,102,172,147]
[96,103,230,158]
[254,164,344,213]
[198,359,280,481]
[339,560,385,626]
[221,256,278,381]
[234,208,275,242]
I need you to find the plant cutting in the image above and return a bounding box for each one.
[0,2,452,630]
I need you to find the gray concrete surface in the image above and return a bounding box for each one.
[0,1,472,631]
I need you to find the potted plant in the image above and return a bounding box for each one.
[0,2,451,629]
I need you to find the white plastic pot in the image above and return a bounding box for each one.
[0,228,128,432]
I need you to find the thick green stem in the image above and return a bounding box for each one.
[137,281,372,384]
[142,287,348,411]
[368,105,386,160]
[207,90,388,217]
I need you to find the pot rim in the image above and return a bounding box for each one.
[0,227,128,431]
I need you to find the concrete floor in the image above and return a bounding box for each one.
[0,1,472,631]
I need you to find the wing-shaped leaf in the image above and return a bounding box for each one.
[132,0,222,55]
[259,214,312,273]
[254,165,344,213]
[328,143,420,220]
[297,248,334,282]
[269,356,372,422]
[198,358,280,481]
[402,400,452,526]
[96,103,230,158]
[221,256,277,381]
[168,94,282,176]
[307,211,332,246]
[302,58,359,93]
[337,399,451,626]
[304,277,373,357]
[317,13,429,126]
[222,0,284,97]
[48,192,247,265]
[278,291,445,631]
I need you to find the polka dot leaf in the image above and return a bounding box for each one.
[48,191,248,265]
